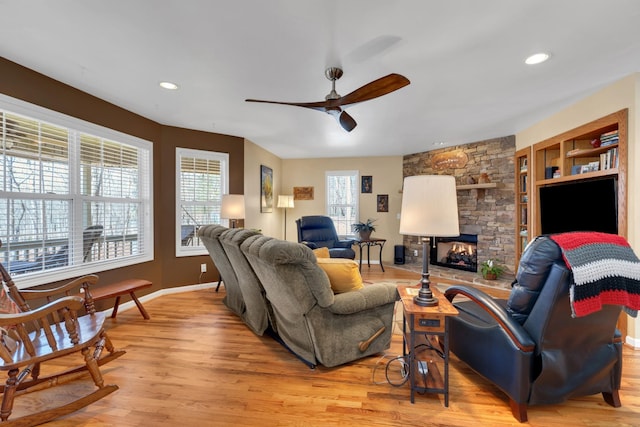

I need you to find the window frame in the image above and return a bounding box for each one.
[325,170,359,238]
[0,94,154,289]
[175,147,229,257]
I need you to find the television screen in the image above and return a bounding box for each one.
[539,177,618,235]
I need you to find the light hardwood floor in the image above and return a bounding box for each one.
[17,266,639,426]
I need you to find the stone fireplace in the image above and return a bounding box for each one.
[402,136,516,275]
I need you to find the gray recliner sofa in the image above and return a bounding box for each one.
[198,225,266,334]
[219,227,275,335]
[241,234,398,368]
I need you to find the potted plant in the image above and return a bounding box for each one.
[352,219,376,241]
[480,259,504,280]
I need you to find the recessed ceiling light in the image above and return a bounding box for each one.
[159,81,179,90]
[525,53,550,65]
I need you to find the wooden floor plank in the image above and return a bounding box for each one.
[8,266,637,426]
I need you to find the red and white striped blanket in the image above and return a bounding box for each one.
[549,232,640,318]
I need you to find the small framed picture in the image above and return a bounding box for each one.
[361,176,372,193]
[293,186,314,200]
[377,194,388,212]
[260,165,273,213]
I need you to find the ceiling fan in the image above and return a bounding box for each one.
[245,67,410,132]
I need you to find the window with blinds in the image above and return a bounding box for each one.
[0,95,153,288]
[176,148,228,256]
[325,170,358,237]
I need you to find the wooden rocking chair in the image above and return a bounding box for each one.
[0,295,118,425]
[0,259,125,393]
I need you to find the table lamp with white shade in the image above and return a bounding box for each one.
[221,194,245,228]
[399,175,460,306]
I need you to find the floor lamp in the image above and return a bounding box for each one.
[221,194,245,228]
[277,195,294,240]
[399,175,459,306]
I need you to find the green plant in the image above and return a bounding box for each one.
[351,218,376,233]
[480,259,504,278]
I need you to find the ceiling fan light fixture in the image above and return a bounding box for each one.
[245,68,410,132]
[159,81,179,90]
[525,52,550,65]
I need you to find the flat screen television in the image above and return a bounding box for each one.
[539,176,618,235]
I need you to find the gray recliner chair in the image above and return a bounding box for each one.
[295,215,355,259]
[198,224,247,318]
[241,234,398,368]
[219,228,274,336]
[444,234,625,422]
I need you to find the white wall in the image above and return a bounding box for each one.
[281,156,404,265]
[243,139,283,238]
[243,141,405,265]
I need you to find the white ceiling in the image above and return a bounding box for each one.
[2,1,640,159]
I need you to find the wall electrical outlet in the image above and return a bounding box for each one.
[413,249,418,256]
[200,263,207,273]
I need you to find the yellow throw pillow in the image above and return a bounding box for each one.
[316,258,364,293]
[312,247,330,259]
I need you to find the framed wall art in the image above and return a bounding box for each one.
[293,186,314,200]
[361,176,372,193]
[377,194,389,212]
[260,165,273,213]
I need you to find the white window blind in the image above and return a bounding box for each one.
[326,170,358,237]
[175,148,228,256]
[0,95,153,289]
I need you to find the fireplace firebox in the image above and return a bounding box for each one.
[430,234,478,272]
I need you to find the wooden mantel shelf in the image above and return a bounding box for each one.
[456,183,498,190]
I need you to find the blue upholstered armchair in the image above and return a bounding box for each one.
[295,215,355,259]
[444,234,625,422]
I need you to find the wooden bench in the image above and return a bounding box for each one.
[90,279,153,320]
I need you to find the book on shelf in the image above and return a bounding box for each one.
[600,137,618,147]
[600,130,618,138]
[599,147,618,170]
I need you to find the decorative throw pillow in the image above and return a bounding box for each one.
[312,247,330,259]
[316,258,364,293]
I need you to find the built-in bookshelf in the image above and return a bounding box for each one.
[515,109,628,338]
[530,109,627,238]
[514,147,531,266]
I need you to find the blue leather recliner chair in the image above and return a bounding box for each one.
[444,234,624,422]
[295,215,355,259]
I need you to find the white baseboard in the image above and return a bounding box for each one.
[100,282,219,317]
[625,335,640,349]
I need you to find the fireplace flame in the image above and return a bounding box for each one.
[451,243,474,255]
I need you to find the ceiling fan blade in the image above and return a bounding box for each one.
[245,98,329,112]
[337,73,410,107]
[338,111,357,132]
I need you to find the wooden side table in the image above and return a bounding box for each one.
[398,284,458,406]
[353,238,386,271]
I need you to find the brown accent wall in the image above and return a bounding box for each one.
[158,126,243,287]
[0,57,244,298]
[403,136,517,274]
